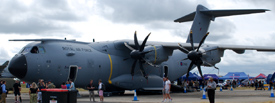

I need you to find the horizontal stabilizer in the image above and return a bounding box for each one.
[2,61,9,67]
[175,9,269,23]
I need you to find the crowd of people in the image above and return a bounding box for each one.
[0,78,273,103]
[180,78,216,103]
[181,80,200,92]
[26,79,77,103]
[223,79,272,90]
[0,78,106,103]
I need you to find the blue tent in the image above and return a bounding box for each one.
[199,74,219,80]
[267,74,273,84]
[219,72,248,80]
[180,72,199,81]
[272,72,275,81]
[267,72,275,83]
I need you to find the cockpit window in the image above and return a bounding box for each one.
[38,46,45,53]
[30,46,45,54]
[31,46,39,53]
[20,47,31,53]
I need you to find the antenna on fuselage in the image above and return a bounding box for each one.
[93,38,95,42]
[65,38,67,40]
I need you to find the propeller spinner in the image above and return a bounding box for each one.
[178,30,214,81]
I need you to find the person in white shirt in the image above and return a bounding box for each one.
[69,79,76,90]
[98,79,104,102]
[163,77,172,102]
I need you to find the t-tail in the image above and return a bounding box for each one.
[174,4,269,43]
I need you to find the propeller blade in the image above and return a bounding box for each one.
[182,58,189,61]
[134,31,140,50]
[139,60,148,79]
[178,43,189,54]
[196,64,204,81]
[141,58,159,67]
[131,60,138,76]
[203,60,219,69]
[189,30,194,50]
[186,61,194,80]
[123,58,130,61]
[197,32,209,52]
[124,42,136,51]
[140,33,151,52]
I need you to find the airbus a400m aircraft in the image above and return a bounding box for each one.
[7,5,274,92]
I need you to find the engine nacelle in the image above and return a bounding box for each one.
[201,46,224,66]
[143,45,173,64]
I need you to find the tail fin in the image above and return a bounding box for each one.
[174,4,269,43]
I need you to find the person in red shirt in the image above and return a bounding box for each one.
[61,82,67,89]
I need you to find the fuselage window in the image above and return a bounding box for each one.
[31,46,39,54]
[20,47,31,53]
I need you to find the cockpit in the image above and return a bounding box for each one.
[20,46,46,54]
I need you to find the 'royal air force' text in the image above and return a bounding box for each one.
[62,47,92,52]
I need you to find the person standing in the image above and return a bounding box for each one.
[66,81,71,89]
[0,80,2,101]
[13,80,22,102]
[29,82,39,103]
[0,81,7,103]
[162,77,166,102]
[255,80,258,90]
[258,80,262,90]
[98,79,104,102]
[207,77,216,103]
[69,79,76,90]
[86,80,96,102]
[270,80,273,90]
[37,79,45,103]
[61,82,67,89]
[47,80,56,88]
[164,77,172,102]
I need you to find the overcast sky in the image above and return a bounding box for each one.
[0,0,274,77]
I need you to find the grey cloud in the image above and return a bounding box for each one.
[33,0,86,21]
[0,0,85,35]
[0,48,11,64]
[207,18,236,42]
[96,0,208,24]
[0,16,73,35]
[167,16,236,42]
[249,0,275,11]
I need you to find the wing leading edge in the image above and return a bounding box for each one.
[125,40,275,53]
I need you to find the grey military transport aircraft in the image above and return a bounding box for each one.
[7,5,275,93]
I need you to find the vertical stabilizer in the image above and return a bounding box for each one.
[187,5,211,43]
[174,4,269,44]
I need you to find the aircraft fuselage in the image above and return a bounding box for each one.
[8,40,191,91]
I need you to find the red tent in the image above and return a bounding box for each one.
[254,73,267,79]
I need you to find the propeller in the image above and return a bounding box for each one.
[178,30,213,81]
[124,31,152,79]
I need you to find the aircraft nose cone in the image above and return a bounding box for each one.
[8,54,27,79]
